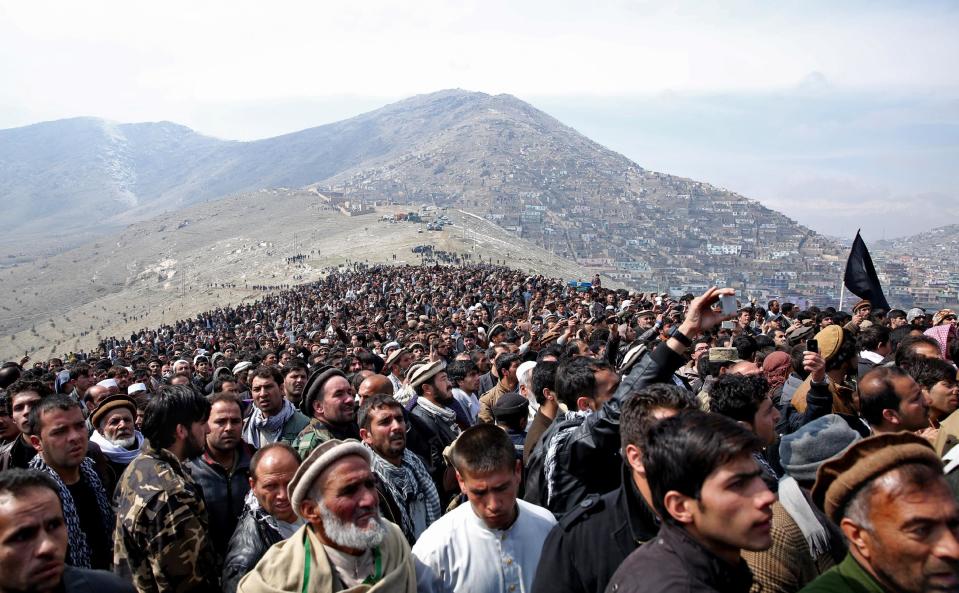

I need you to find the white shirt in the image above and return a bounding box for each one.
[257,428,279,446]
[389,373,404,395]
[412,499,557,593]
[274,517,305,539]
[944,446,959,475]
[452,388,480,424]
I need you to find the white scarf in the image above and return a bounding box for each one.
[778,476,829,558]
[416,396,458,425]
[90,430,144,466]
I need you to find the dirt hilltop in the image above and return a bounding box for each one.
[0,189,615,361]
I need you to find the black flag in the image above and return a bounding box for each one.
[843,230,890,311]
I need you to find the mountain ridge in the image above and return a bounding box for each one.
[1,89,843,300]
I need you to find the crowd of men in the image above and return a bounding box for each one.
[1,262,958,593]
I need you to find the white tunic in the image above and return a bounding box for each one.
[412,499,557,593]
[452,388,481,425]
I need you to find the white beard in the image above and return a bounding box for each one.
[109,435,137,449]
[318,502,386,550]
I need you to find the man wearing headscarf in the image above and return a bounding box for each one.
[744,415,859,593]
[762,351,792,408]
[924,323,956,363]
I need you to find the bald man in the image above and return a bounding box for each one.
[729,361,762,376]
[84,385,110,414]
[358,374,394,407]
[858,366,928,434]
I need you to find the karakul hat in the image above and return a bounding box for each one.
[708,347,741,363]
[492,392,529,419]
[300,365,348,416]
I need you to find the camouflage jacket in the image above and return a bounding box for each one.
[291,418,336,460]
[290,418,360,460]
[113,443,220,593]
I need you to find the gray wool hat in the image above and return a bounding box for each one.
[779,414,862,483]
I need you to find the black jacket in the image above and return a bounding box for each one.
[408,403,461,504]
[532,465,660,593]
[524,341,685,517]
[221,503,284,593]
[605,523,754,593]
[62,566,136,593]
[186,445,254,558]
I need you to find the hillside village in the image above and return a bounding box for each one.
[875,224,959,307]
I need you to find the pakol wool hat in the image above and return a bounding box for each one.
[289,439,371,519]
[812,432,940,523]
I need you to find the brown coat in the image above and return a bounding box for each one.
[743,502,841,593]
[524,409,555,465]
[477,379,515,423]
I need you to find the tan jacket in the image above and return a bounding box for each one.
[237,522,415,593]
[935,410,959,456]
[477,379,515,424]
[790,376,857,416]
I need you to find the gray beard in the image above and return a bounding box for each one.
[109,435,137,449]
[318,501,386,550]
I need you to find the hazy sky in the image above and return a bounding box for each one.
[1,0,956,240]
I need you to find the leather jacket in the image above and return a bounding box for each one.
[221,502,284,593]
[524,340,685,518]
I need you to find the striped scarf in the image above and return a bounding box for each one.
[243,399,296,448]
[366,445,442,541]
[28,455,114,568]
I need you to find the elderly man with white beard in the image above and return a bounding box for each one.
[237,439,417,593]
[89,395,144,488]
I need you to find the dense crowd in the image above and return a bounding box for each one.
[1,262,958,593]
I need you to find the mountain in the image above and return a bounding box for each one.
[1,90,538,234]
[0,89,844,300]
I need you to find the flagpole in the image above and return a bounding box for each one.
[839,229,859,311]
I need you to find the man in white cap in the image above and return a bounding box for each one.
[233,360,254,396]
[237,439,416,593]
[96,378,120,396]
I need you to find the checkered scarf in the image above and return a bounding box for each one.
[28,454,114,568]
[366,445,441,541]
